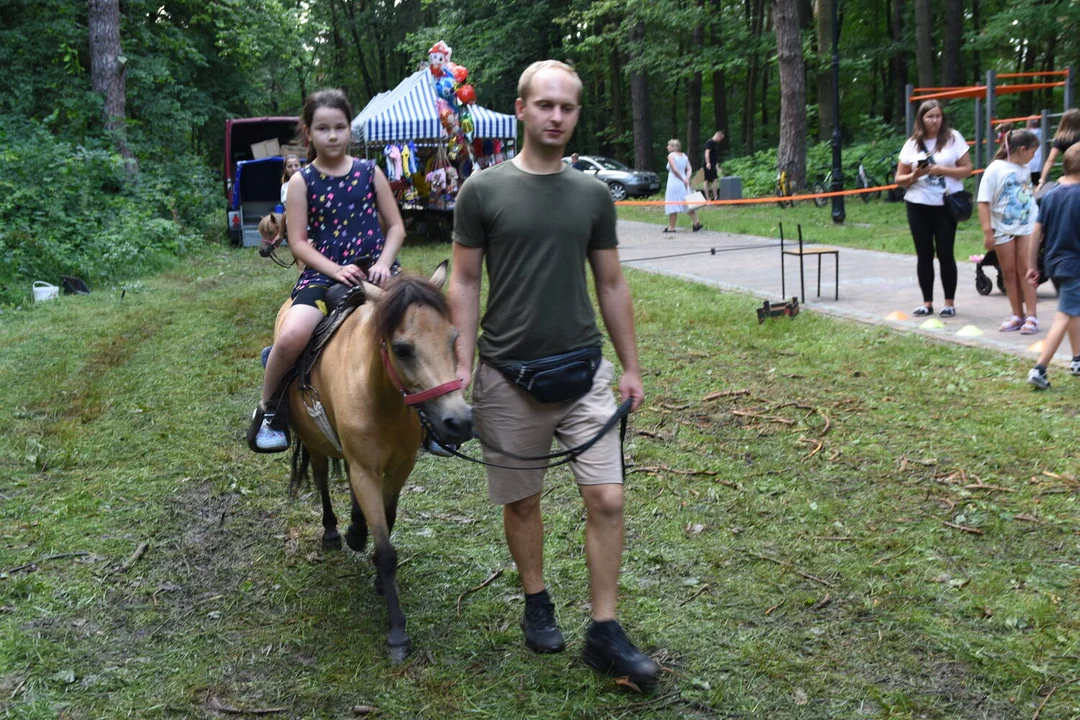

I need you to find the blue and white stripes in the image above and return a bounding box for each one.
[352,70,516,142]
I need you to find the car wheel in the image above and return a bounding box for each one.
[608,182,627,202]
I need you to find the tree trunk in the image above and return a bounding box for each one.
[610,47,626,162]
[774,0,807,189]
[711,0,729,152]
[970,0,981,84]
[343,0,377,100]
[891,0,908,124]
[629,22,654,170]
[87,0,133,165]
[814,0,834,141]
[914,0,934,89]
[942,0,962,88]
[761,0,771,128]
[687,0,704,166]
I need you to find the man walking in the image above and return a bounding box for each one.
[703,130,724,201]
[449,60,659,687]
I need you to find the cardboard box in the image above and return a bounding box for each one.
[250,139,282,159]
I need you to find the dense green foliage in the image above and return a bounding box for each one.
[0,0,1076,301]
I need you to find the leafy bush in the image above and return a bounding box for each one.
[0,117,219,305]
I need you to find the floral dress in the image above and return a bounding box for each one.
[292,158,386,297]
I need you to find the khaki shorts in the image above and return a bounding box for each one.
[473,358,622,505]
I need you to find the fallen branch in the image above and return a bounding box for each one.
[678,584,711,607]
[635,429,664,439]
[745,551,836,588]
[964,483,1014,493]
[702,390,750,402]
[5,551,89,575]
[628,464,717,478]
[658,402,694,411]
[810,593,832,611]
[209,697,287,715]
[456,569,503,617]
[799,438,824,461]
[1013,513,1042,523]
[942,521,983,535]
[1032,686,1057,720]
[731,410,795,425]
[116,542,149,574]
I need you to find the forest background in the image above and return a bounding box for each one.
[0,0,1078,306]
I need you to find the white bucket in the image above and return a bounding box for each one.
[33,281,59,302]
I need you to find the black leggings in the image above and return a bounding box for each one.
[906,202,957,303]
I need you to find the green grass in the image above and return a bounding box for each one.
[1,242,1077,719]
[618,198,986,259]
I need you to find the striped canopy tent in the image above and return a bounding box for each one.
[352,70,517,142]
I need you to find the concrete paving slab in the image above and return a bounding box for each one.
[617,220,1071,366]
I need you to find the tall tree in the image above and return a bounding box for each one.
[942,0,963,88]
[814,0,834,141]
[891,0,909,125]
[913,0,934,89]
[687,0,705,166]
[629,21,654,170]
[87,0,132,163]
[710,0,729,151]
[774,0,806,188]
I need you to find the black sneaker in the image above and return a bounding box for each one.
[912,305,933,316]
[521,590,565,653]
[939,306,956,318]
[582,620,660,687]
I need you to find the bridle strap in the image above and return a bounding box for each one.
[380,341,464,405]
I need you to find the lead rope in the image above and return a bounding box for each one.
[418,399,632,474]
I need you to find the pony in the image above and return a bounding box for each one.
[275,263,473,662]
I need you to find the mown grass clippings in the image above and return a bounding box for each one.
[0,241,1077,719]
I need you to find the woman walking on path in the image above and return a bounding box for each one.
[894,100,974,317]
[663,139,702,233]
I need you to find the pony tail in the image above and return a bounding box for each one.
[1005,130,1011,161]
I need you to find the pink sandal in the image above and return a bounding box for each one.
[999,315,1023,332]
[1020,316,1039,335]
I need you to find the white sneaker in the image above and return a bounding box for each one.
[1027,368,1050,390]
[254,411,289,451]
[1071,360,1080,377]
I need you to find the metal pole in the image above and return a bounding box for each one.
[905,84,914,138]
[1066,65,1075,111]
[985,70,996,164]
[973,96,982,170]
[830,0,845,224]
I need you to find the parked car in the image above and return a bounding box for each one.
[562,155,660,201]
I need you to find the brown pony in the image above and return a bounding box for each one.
[274,263,473,662]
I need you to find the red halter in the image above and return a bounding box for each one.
[380,341,464,405]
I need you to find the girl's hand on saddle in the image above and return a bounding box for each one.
[367,261,393,287]
[336,263,366,286]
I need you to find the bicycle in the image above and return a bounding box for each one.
[811,154,882,207]
[775,169,794,208]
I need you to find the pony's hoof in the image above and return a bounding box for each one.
[345,525,367,552]
[386,635,411,664]
[321,531,342,551]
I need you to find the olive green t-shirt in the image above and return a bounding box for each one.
[453,160,618,364]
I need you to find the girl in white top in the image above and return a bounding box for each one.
[280,153,302,205]
[895,100,973,318]
[977,130,1040,333]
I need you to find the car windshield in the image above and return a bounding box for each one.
[592,157,630,171]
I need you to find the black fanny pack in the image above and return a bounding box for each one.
[498,346,603,404]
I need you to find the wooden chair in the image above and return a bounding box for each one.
[780,222,839,302]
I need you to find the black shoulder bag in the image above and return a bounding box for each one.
[497,346,603,404]
[945,190,973,223]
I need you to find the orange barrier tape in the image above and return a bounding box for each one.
[992,114,1043,124]
[615,171,983,207]
[996,70,1070,79]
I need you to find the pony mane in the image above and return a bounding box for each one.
[372,274,449,340]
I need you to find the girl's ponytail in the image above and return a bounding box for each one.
[993,129,1037,162]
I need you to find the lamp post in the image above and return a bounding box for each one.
[830,0,845,224]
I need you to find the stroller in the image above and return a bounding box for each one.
[973,249,1057,295]
[973,181,1060,296]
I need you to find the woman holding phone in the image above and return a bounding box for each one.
[895,100,974,317]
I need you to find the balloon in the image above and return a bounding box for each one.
[442,65,455,78]
[448,63,469,84]
[461,115,474,142]
[456,84,476,105]
[436,77,456,100]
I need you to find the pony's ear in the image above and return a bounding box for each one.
[361,280,385,301]
[429,260,449,289]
